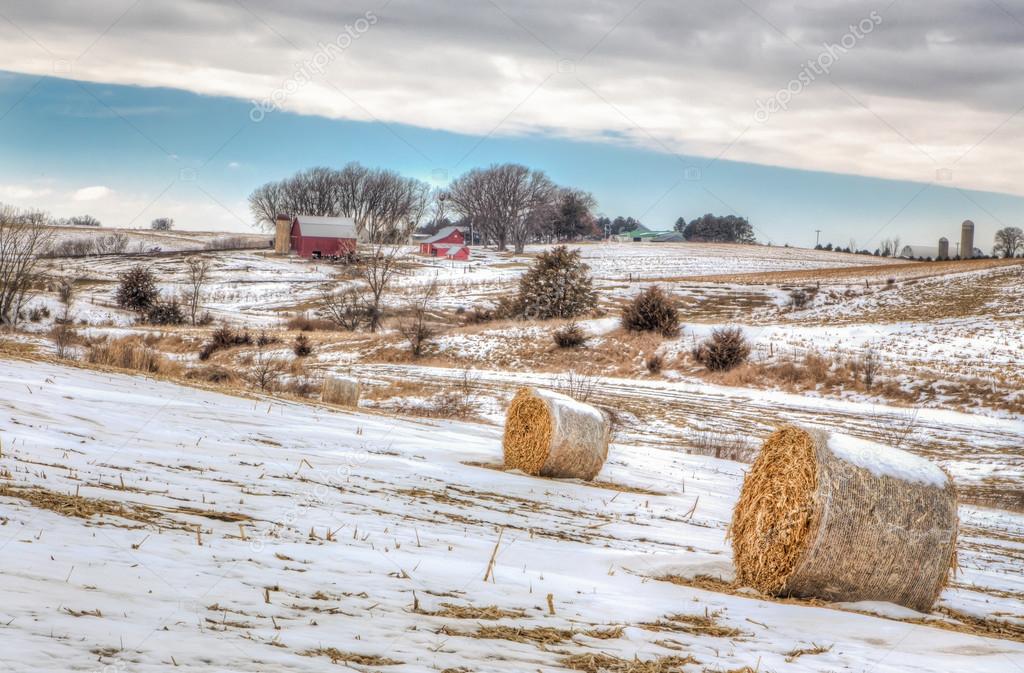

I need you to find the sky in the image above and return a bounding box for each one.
[0,0,1022,250]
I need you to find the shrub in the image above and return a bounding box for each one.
[248,347,287,391]
[293,333,314,357]
[463,305,496,325]
[199,325,252,360]
[317,287,367,331]
[645,352,664,374]
[50,323,77,359]
[145,299,185,325]
[115,265,159,314]
[787,287,817,310]
[553,321,587,348]
[692,326,750,372]
[509,246,596,320]
[286,315,337,332]
[255,330,279,347]
[621,286,680,336]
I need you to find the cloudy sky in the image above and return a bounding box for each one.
[1,0,1022,248]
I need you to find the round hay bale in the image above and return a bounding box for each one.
[730,425,958,612]
[502,387,609,480]
[321,376,360,407]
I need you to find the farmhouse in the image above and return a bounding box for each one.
[419,226,470,260]
[287,215,357,259]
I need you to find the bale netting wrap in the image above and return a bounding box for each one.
[730,425,958,612]
[321,376,360,407]
[503,387,609,480]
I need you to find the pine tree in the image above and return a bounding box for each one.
[508,246,596,320]
[115,265,159,315]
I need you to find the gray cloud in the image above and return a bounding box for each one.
[1,0,1022,194]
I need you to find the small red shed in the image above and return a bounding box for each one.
[290,216,357,259]
[419,226,469,259]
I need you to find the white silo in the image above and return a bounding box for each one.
[938,237,949,260]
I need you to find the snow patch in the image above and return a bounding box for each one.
[826,433,949,487]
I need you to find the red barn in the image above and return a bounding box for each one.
[419,226,469,260]
[290,216,357,259]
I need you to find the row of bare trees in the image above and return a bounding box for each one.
[248,164,431,243]
[248,162,599,252]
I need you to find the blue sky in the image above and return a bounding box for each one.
[1,71,1020,251]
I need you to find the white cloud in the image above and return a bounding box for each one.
[0,184,53,200]
[0,1,1022,195]
[228,161,241,169]
[72,186,113,201]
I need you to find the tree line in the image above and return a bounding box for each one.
[249,162,760,250]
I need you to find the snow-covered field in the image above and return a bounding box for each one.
[1,360,1022,672]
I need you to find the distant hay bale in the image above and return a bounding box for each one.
[503,387,609,480]
[321,376,360,407]
[730,425,958,612]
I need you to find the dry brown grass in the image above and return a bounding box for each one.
[463,625,575,644]
[85,337,182,377]
[639,611,745,638]
[784,643,832,662]
[561,653,699,672]
[285,315,339,332]
[703,350,1024,415]
[300,648,402,666]
[0,484,160,525]
[655,574,1024,643]
[418,603,527,620]
[0,337,39,357]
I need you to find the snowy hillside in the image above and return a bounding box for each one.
[1,360,1021,672]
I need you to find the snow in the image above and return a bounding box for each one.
[531,386,606,425]
[1,359,1021,672]
[826,433,950,487]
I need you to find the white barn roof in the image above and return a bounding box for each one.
[422,226,464,244]
[295,216,357,239]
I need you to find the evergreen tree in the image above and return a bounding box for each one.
[507,246,596,320]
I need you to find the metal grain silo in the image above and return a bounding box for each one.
[960,220,975,259]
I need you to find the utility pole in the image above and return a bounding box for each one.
[814,229,822,247]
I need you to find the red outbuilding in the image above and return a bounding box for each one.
[419,226,469,260]
[290,216,357,259]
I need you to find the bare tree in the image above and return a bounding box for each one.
[249,344,287,391]
[872,406,920,449]
[994,226,1024,258]
[248,181,287,229]
[51,277,78,359]
[183,256,212,325]
[318,285,366,331]
[396,279,438,357]
[0,205,54,326]
[151,217,174,231]
[247,163,430,241]
[448,167,500,247]
[448,164,556,253]
[360,242,404,332]
[555,368,600,402]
